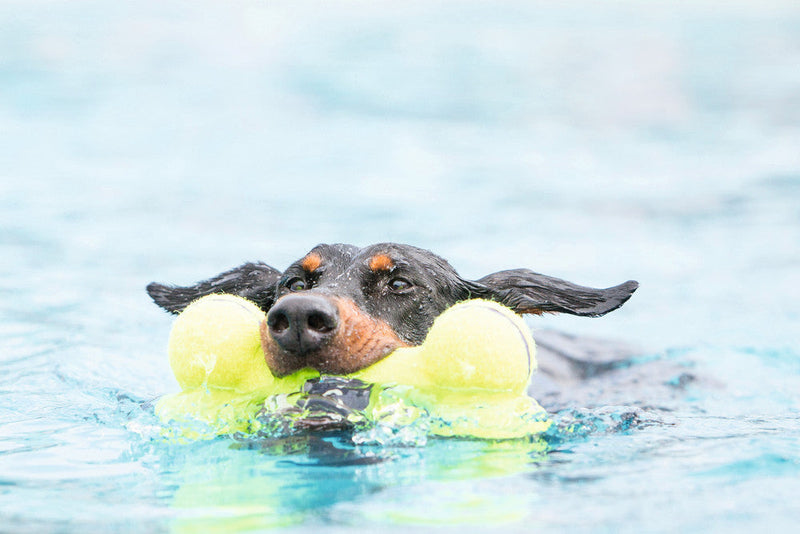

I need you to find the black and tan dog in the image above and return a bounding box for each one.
[147,243,638,383]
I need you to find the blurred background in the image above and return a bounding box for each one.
[1,1,799,531]
[3,0,799,356]
[2,0,798,352]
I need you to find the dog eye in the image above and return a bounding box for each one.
[287,278,307,291]
[388,277,413,293]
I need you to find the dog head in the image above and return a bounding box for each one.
[148,243,638,376]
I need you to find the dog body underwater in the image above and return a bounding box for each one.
[147,243,639,387]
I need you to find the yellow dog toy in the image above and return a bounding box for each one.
[155,295,550,440]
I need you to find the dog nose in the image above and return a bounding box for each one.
[267,294,339,355]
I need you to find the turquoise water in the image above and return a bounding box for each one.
[2,0,800,531]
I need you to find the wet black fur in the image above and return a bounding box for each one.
[147,243,638,346]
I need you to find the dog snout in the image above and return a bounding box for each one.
[267,294,339,356]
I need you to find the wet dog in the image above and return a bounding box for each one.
[147,243,638,381]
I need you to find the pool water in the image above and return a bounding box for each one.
[2,1,799,531]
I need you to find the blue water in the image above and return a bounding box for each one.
[2,0,799,531]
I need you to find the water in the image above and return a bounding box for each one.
[2,0,799,531]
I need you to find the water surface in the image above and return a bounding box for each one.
[1,1,799,532]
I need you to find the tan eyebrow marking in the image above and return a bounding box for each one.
[301,252,322,273]
[368,254,394,272]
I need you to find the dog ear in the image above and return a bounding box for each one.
[146,262,282,314]
[466,269,638,317]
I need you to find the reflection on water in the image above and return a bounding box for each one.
[145,430,550,532]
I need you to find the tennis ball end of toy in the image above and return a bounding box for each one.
[167,295,274,392]
[421,299,536,391]
[357,299,535,393]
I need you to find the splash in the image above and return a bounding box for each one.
[211,376,551,446]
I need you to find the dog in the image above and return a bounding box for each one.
[148,243,638,382]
